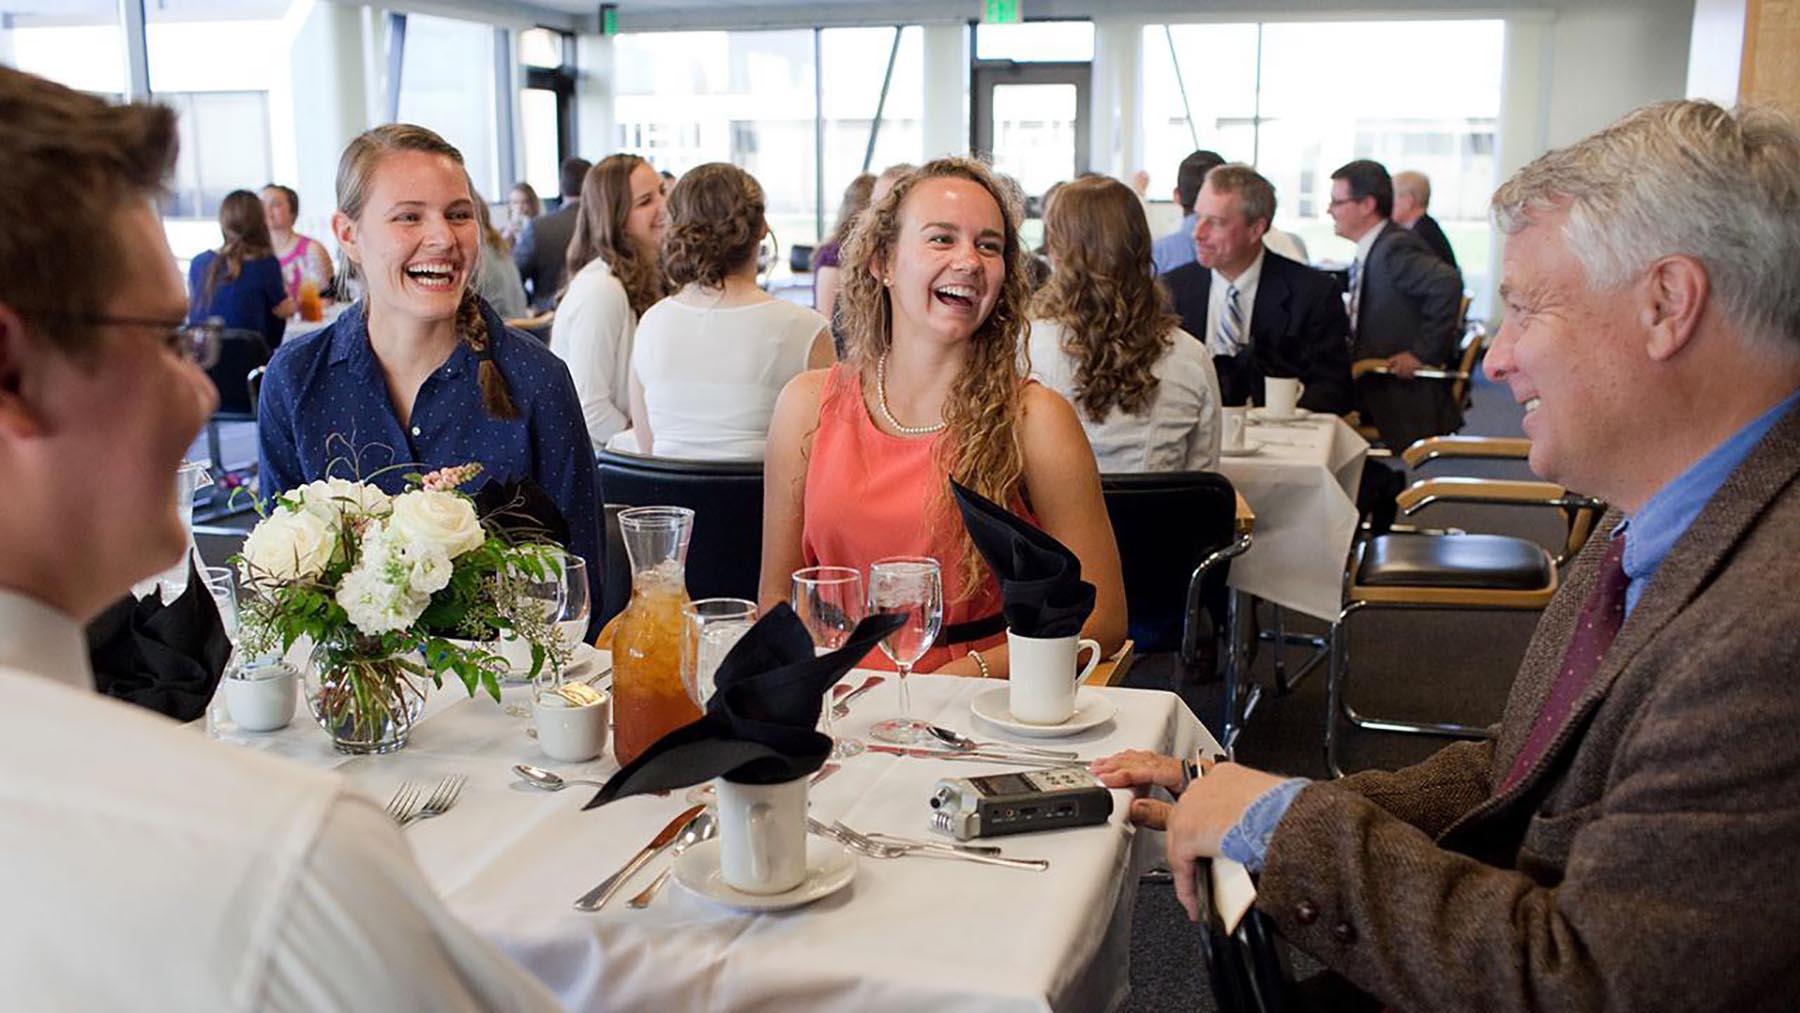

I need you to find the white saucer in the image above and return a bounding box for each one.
[1218,441,1264,458]
[970,686,1118,738]
[1249,407,1312,423]
[674,837,856,912]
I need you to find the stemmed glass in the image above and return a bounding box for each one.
[554,554,592,654]
[202,566,241,737]
[866,556,943,745]
[510,566,566,685]
[791,566,866,759]
[680,598,758,709]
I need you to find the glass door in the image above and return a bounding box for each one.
[972,61,1090,201]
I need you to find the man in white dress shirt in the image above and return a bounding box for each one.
[0,67,559,1010]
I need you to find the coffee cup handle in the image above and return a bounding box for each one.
[747,801,773,885]
[1071,638,1102,687]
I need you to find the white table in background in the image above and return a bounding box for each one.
[282,301,348,340]
[212,671,1217,1012]
[1217,413,1368,623]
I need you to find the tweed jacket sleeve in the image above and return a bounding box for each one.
[1334,737,1494,839]
[1252,415,1800,1012]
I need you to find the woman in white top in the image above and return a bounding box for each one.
[1028,174,1221,473]
[630,163,832,460]
[549,154,668,451]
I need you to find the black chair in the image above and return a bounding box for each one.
[595,450,764,625]
[1101,472,1252,742]
[1196,859,1303,1013]
[197,329,270,521]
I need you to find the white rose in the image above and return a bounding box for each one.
[296,477,391,524]
[240,508,337,586]
[336,558,429,636]
[388,490,485,559]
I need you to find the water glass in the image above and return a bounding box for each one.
[792,566,865,759]
[202,567,240,738]
[680,598,758,709]
[556,554,592,652]
[866,556,943,745]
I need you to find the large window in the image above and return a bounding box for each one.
[2,13,127,96]
[819,27,924,234]
[1143,20,1504,311]
[397,13,500,199]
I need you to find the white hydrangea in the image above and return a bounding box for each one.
[336,531,430,636]
[397,538,454,596]
[388,489,485,559]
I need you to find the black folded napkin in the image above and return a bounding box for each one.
[585,604,904,808]
[86,559,231,722]
[473,475,571,548]
[950,479,1096,639]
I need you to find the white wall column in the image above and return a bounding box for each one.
[574,32,615,160]
[282,1,377,252]
[1089,18,1141,181]
[921,22,968,159]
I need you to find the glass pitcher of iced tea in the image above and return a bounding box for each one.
[611,506,700,766]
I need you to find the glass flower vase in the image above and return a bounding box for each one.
[305,640,429,754]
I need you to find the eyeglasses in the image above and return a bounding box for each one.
[1327,197,1362,209]
[44,315,222,369]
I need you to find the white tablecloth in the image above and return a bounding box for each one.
[1218,414,1368,621]
[282,301,348,339]
[214,671,1217,1011]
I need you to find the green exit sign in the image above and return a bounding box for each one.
[983,0,1022,24]
[601,4,618,36]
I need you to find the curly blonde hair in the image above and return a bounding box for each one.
[837,156,1034,598]
[565,153,666,317]
[1032,174,1179,422]
[661,162,765,290]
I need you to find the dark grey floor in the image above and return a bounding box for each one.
[190,374,1538,1012]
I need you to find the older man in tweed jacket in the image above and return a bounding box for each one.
[1099,100,1800,1010]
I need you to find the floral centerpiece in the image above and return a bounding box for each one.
[235,464,569,754]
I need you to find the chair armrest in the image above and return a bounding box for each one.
[1401,435,1533,469]
[1234,492,1256,537]
[1397,477,1596,515]
[1182,534,1253,664]
[1085,639,1136,687]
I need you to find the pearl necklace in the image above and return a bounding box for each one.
[875,353,947,436]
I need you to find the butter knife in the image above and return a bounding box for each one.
[574,804,705,912]
[865,744,1067,767]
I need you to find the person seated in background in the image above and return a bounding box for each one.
[469,186,528,321]
[512,155,590,310]
[188,188,293,414]
[629,162,832,460]
[257,123,600,630]
[1391,169,1459,275]
[1152,150,1309,275]
[760,157,1126,677]
[1028,174,1221,471]
[260,182,334,306]
[501,180,541,249]
[1097,100,1800,1011]
[1331,157,1465,449]
[813,172,874,342]
[1164,164,1352,414]
[0,65,560,1009]
[549,153,668,451]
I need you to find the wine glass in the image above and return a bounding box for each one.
[866,556,943,745]
[509,564,565,685]
[680,598,758,709]
[555,554,592,653]
[791,566,866,759]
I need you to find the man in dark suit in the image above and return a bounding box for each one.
[1331,159,1465,449]
[1100,100,1800,1010]
[1163,164,1351,414]
[1392,170,1459,273]
[511,155,590,311]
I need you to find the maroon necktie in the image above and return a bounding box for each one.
[1497,534,1629,794]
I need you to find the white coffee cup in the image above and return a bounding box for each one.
[1264,377,1305,418]
[1221,405,1249,451]
[223,662,297,732]
[715,775,809,894]
[1008,632,1102,725]
[532,690,610,762]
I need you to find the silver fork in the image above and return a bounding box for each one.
[384,781,421,824]
[399,775,466,828]
[814,819,1048,871]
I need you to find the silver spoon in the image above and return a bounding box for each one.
[627,811,717,908]
[925,724,1080,760]
[513,763,608,791]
